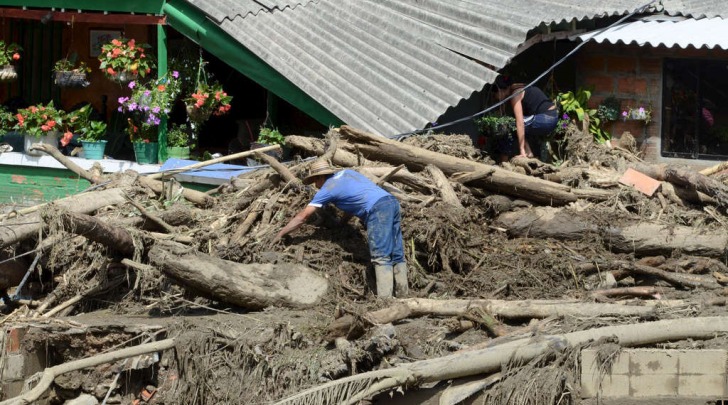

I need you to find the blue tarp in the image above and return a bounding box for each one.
[159,158,261,182]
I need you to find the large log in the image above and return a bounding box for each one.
[630,162,728,206]
[326,298,655,340]
[496,206,728,257]
[0,188,127,248]
[277,316,728,405]
[148,240,329,309]
[59,211,135,255]
[338,125,579,205]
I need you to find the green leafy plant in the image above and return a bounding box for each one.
[257,126,285,145]
[13,102,65,138]
[0,106,14,136]
[118,72,181,142]
[557,88,610,143]
[621,105,652,125]
[474,115,516,139]
[98,37,155,80]
[53,58,90,74]
[185,82,233,124]
[0,40,21,66]
[167,124,194,148]
[596,96,621,122]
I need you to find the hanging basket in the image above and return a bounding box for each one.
[186,104,212,123]
[109,70,138,84]
[54,71,90,88]
[0,65,17,82]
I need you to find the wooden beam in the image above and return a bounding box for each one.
[0,8,166,25]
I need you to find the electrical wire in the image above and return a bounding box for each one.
[388,0,658,141]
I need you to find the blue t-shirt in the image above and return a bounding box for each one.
[309,169,390,220]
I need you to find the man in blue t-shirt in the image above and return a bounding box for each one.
[273,160,407,298]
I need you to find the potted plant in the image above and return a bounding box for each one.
[65,105,107,159]
[248,126,284,166]
[118,72,181,164]
[184,81,233,124]
[98,37,155,83]
[0,105,15,137]
[13,102,65,156]
[0,40,21,81]
[52,57,91,88]
[475,115,516,140]
[166,124,193,160]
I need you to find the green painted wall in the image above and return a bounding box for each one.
[0,165,90,206]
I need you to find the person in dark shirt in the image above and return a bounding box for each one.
[493,75,558,161]
[273,160,408,298]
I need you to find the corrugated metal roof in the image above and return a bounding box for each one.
[185,0,314,21]
[663,0,728,19]
[578,17,728,50]
[180,0,704,136]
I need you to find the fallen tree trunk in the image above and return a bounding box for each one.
[29,143,105,184]
[0,188,128,248]
[59,211,136,255]
[149,240,329,309]
[630,163,728,206]
[0,338,176,405]
[339,125,580,205]
[326,298,655,340]
[496,207,728,257]
[277,316,728,405]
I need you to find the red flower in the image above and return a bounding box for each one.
[12,53,19,61]
[41,125,50,132]
[61,131,73,147]
[157,85,166,91]
[15,114,24,126]
[107,67,116,75]
[46,120,56,128]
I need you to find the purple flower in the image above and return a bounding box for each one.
[144,90,151,97]
[172,71,179,78]
[117,107,123,112]
[152,106,161,114]
[638,107,645,114]
[118,96,129,104]
[128,81,136,89]
[562,113,569,120]
[622,110,628,117]
[128,102,138,111]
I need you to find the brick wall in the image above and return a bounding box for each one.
[575,44,662,161]
[574,43,728,165]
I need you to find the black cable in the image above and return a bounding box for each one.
[388,0,658,141]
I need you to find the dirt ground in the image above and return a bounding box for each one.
[2,126,728,404]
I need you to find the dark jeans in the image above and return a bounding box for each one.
[496,111,558,155]
[366,196,404,266]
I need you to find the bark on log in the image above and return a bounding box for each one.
[286,135,378,167]
[424,165,463,208]
[29,143,104,184]
[0,188,127,248]
[277,316,728,405]
[325,298,655,340]
[496,207,728,257]
[135,173,213,207]
[339,125,579,205]
[149,240,329,309]
[630,163,728,206]
[59,212,136,255]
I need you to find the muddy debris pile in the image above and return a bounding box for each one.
[0,123,727,404]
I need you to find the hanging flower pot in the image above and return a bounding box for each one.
[54,71,90,88]
[98,38,155,83]
[185,104,211,123]
[53,58,91,88]
[0,41,21,82]
[0,65,17,82]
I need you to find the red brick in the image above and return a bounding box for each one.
[580,55,606,72]
[607,56,637,73]
[617,77,648,95]
[640,58,662,74]
[582,75,614,93]
[6,328,23,353]
[619,168,661,196]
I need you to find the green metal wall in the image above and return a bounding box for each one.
[0,165,89,206]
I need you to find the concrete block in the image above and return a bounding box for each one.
[581,348,728,399]
[631,374,678,397]
[678,375,725,397]
[582,373,630,398]
[678,350,727,375]
[629,350,678,376]
[3,354,25,380]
